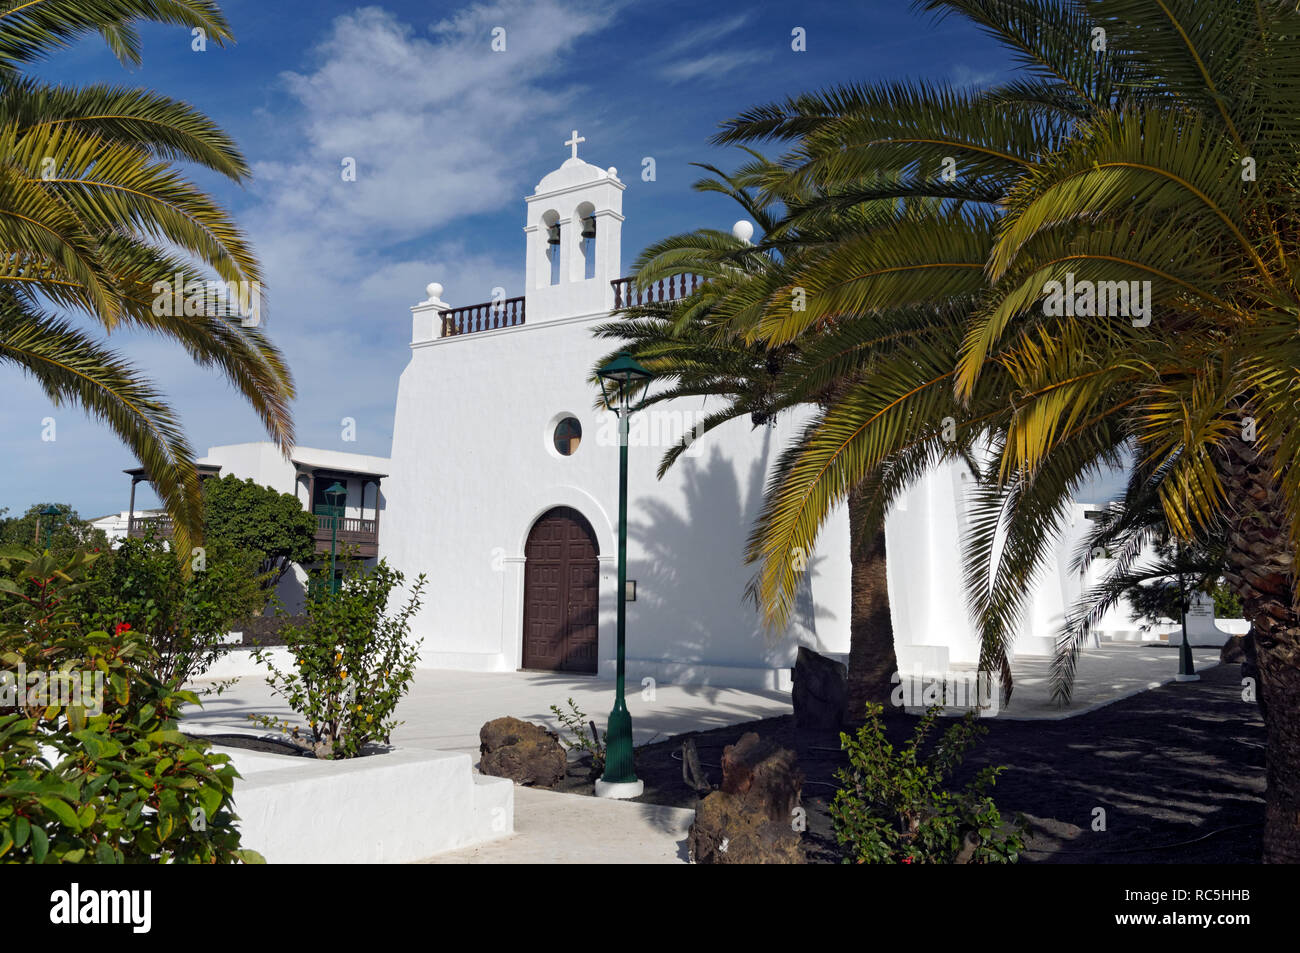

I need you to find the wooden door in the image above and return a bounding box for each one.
[522,507,599,673]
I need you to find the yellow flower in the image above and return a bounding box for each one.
[355,704,363,712]
[367,714,373,723]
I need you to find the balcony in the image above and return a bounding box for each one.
[127,514,174,539]
[435,275,701,339]
[440,296,526,337]
[610,274,700,309]
[313,512,379,559]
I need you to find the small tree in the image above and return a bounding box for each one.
[0,503,108,555]
[71,533,261,687]
[202,474,317,595]
[252,559,426,759]
[0,546,262,863]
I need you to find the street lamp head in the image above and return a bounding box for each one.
[597,351,654,412]
[40,504,60,517]
[325,481,347,501]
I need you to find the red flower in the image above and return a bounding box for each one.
[901,857,913,864]
[114,622,132,635]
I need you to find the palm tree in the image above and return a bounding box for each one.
[0,1,294,560]
[593,159,991,710]
[705,0,1300,861]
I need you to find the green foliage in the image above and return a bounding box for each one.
[201,474,317,594]
[549,697,606,777]
[1211,584,1243,620]
[252,559,426,759]
[0,503,108,556]
[830,704,1025,864]
[0,547,261,863]
[70,533,260,688]
[0,1,293,561]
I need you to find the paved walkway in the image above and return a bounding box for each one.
[422,787,695,864]
[995,643,1225,719]
[185,643,1227,863]
[185,669,792,755]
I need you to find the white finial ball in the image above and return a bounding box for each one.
[426,282,443,301]
[732,220,755,243]
[607,166,618,179]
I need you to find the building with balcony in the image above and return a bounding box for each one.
[101,442,388,612]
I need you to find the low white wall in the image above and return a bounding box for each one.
[197,647,292,681]
[190,727,512,863]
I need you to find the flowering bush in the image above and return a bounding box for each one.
[830,703,1025,864]
[71,533,261,688]
[251,559,426,759]
[0,546,261,863]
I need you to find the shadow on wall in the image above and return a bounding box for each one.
[622,423,835,671]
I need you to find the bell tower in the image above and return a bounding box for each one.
[523,130,625,324]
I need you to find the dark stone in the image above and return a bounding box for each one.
[1221,635,1247,664]
[478,716,567,787]
[688,732,805,864]
[791,646,848,730]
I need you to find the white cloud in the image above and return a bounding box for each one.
[6,0,624,516]
[656,13,770,85]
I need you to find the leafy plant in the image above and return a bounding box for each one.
[830,704,1024,864]
[0,503,108,555]
[251,559,426,759]
[201,475,317,595]
[549,697,606,777]
[0,548,261,863]
[70,532,261,688]
[0,2,295,559]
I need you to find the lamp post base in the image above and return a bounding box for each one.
[594,778,644,800]
[1175,673,1201,682]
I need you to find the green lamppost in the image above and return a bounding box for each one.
[595,351,654,799]
[324,482,347,594]
[37,504,61,550]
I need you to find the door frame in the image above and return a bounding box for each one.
[520,505,602,674]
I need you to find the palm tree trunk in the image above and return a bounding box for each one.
[1220,441,1300,863]
[846,483,898,715]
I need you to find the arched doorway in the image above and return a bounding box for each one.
[522,506,599,673]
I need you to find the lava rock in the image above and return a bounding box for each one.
[478,716,566,787]
[1221,634,1247,664]
[791,646,848,730]
[688,732,806,864]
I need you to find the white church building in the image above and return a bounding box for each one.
[379,138,1232,691]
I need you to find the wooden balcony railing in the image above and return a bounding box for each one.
[611,274,700,309]
[441,296,525,337]
[314,513,379,557]
[127,515,173,539]
[314,514,377,539]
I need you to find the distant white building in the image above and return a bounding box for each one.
[106,442,389,612]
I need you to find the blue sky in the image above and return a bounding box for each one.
[6,0,1030,518]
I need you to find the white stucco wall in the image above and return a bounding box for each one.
[383,309,852,690]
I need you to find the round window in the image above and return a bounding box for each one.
[553,417,582,456]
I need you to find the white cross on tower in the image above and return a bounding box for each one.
[565,129,585,160]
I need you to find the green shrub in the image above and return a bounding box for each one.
[0,547,261,863]
[830,703,1025,864]
[71,533,261,688]
[549,697,606,777]
[251,559,426,759]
